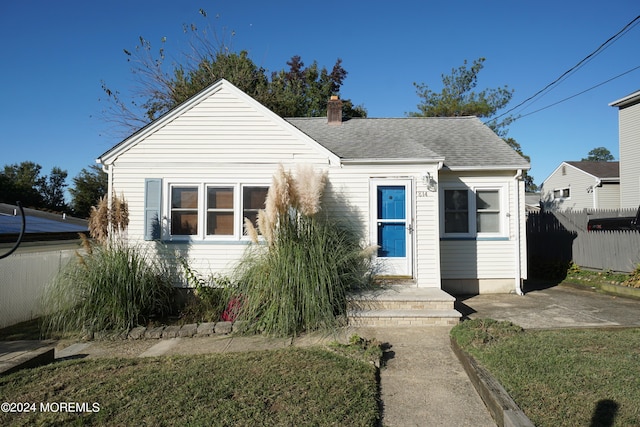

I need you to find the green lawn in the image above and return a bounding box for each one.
[452,320,640,427]
[0,347,379,426]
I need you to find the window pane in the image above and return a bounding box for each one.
[477,212,499,232]
[243,187,268,210]
[476,191,499,210]
[445,212,469,233]
[377,186,405,219]
[243,187,269,233]
[172,187,198,208]
[562,188,570,198]
[171,212,198,235]
[445,190,468,211]
[207,187,233,209]
[207,212,234,235]
[444,190,469,233]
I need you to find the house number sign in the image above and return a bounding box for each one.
[417,191,429,198]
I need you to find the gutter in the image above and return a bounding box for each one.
[513,169,524,296]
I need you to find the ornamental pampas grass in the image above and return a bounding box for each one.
[233,164,375,337]
[88,194,130,245]
[295,164,327,217]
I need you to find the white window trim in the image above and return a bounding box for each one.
[163,180,269,242]
[553,187,571,200]
[440,184,508,239]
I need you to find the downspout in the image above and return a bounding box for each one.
[100,160,114,215]
[513,169,524,295]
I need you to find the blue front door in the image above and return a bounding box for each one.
[377,186,406,257]
[372,180,412,276]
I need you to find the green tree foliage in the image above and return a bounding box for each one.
[0,161,68,210]
[409,58,536,190]
[102,11,365,133]
[69,164,109,218]
[41,167,68,211]
[409,58,514,131]
[581,146,614,162]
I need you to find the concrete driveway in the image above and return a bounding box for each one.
[457,284,640,329]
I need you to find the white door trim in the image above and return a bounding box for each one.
[369,178,414,277]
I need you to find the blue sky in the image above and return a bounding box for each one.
[1,1,638,197]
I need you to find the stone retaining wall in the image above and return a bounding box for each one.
[87,321,242,341]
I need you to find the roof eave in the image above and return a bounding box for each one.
[340,157,445,165]
[443,165,531,171]
[609,90,640,108]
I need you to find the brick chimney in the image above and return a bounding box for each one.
[327,95,343,125]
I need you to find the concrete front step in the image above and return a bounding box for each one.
[347,286,462,327]
[348,309,461,327]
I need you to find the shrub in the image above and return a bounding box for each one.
[42,238,174,335]
[178,257,235,323]
[233,165,374,337]
[622,264,640,288]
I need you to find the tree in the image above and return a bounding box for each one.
[0,161,45,207]
[0,162,69,210]
[101,10,365,134]
[409,58,536,191]
[40,167,68,211]
[409,58,514,133]
[582,147,614,162]
[69,164,108,218]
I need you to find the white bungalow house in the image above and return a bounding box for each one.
[610,90,640,209]
[97,79,530,295]
[540,161,620,210]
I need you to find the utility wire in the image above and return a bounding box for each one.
[491,14,640,123]
[517,64,640,119]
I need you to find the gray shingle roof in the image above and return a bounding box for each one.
[285,116,530,169]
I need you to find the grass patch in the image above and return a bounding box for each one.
[452,321,640,426]
[564,263,630,287]
[0,347,379,426]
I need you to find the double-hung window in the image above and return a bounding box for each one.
[167,183,268,241]
[206,187,234,236]
[442,186,505,238]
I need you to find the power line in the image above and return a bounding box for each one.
[491,14,640,123]
[516,64,640,119]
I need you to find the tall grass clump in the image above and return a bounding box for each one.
[42,195,173,335]
[234,165,375,337]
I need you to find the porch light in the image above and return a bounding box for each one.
[421,172,437,192]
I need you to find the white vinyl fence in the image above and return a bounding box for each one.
[0,244,77,329]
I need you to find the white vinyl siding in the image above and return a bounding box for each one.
[618,103,640,209]
[595,182,621,210]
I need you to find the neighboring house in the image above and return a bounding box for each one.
[0,204,88,329]
[0,203,88,244]
[97,79,530,295]
[525,192,541,213]
[610,90,640,209]
[540,161,620,210]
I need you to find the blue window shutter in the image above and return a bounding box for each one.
[144,178,162,240]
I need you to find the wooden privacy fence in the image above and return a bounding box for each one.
[527,210,640,274]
